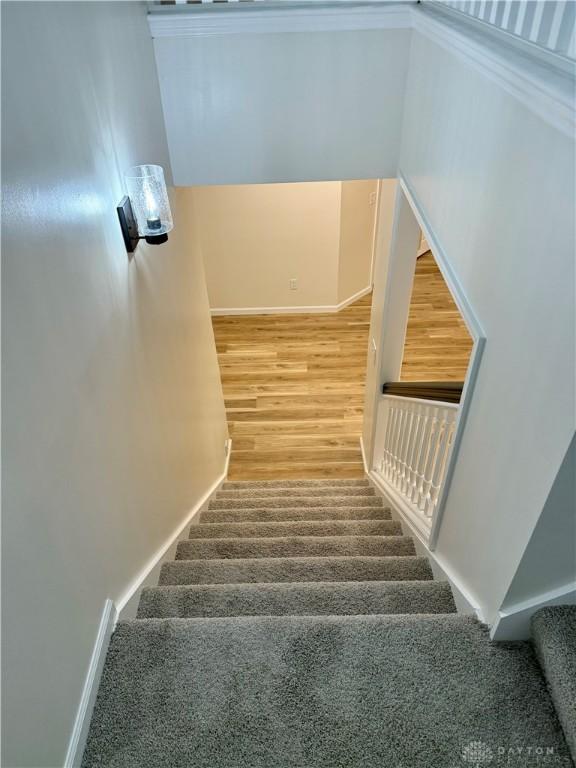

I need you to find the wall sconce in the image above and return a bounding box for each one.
[117,164,173,252]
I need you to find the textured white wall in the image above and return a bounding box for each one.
[153,29,411,185]
[399,29,575,621]
[1,3,228,766]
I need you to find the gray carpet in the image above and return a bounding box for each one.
[176,535,415,560]
[209,495,384,510]
[188,519,400,538]
[82,615,572,767]
[137,580,457,618]
[160,555,433,584]
[82,478,573,767]
[201,505,392,523]
[216,486,377,498]
[532,606,576,761]
[223,479,371,488]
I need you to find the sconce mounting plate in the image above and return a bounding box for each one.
[117,196,139,253]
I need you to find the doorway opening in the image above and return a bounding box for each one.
[400,243,474,383]
[189,179,383,480]
[367,178,485,546]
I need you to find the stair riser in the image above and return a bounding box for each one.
[189,520,401,539]
[216,487,376,498]
[159,556,433,585]
[200,507,392,524]
[137,581,457,619]
[224,479,370,489]
[176,536,415,560]
[209,496,383,510]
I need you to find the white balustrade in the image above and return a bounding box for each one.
[376,395,459,528]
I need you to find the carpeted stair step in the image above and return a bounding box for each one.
[224,478,370,489]
[137,580,457,619]
[216,486,377,498]
[160,555,432,584]
[82,614,573,768]
[176,535,415,560]
[532,606,576,761]
[200,505,392,524]
[189,519,401,539]
[209,495,383,510]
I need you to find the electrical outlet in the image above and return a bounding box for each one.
[369,192,377,205]
[289,278,298,290]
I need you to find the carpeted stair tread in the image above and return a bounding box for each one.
[532,606,576,761]
[224,478,371,489]
[209,495,383,510]
[189,519,401,539]
[200,506,392,524]
[215,486,376,498]
[160,555,432,585]
[136,580,457,618]
[82,614,573,768]
[176,535,415,560]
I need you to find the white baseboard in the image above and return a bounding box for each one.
[336,285,373,311]
[64,439,232,766]
[64,599,117,768]
[368,469,483,620]
[210,286,372,316]
[116,438,232,618]
[490,582,576,641]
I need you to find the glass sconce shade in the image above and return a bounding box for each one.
[124,165,173,238]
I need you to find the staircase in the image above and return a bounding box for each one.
[82,479,574,767]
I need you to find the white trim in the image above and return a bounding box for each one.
[368,180,381,287]
[369,468,433,545]
[149,0,575,137]
[148,4,412,38]
[491,582,576,641]
[368,470,483,618]
[115,438,232,616]
[210,285,372,316]
[64,439,232,763]
[337,284,373,311]
[413,4,576,138]
[223,436,232,477]
[397,175,486,551]
[359,435,369,476]
[64,600,117,768]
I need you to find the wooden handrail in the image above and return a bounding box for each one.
[382,381,464,404]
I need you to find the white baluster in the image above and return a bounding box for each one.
[416,408,440,512]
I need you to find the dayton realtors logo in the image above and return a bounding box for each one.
[460,741,558,766]
[462,741,494,766]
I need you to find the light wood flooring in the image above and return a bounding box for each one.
[212,253,473,480]
[213,294,370,480]
[400,253,473,382]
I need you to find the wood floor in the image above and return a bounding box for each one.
[212,253,473,480]
[213,294,371,480]
[400,253,473,382]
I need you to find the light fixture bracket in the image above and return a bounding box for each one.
[117,195,140,253]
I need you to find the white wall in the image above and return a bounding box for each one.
[153,28,411,185]
[398,28,575,621]
[502,435,576,608]
[1,3,228,766]
[361,179,398,458]
[338,180,379,303]
[192,182,341,310]
[193,181,378,311]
